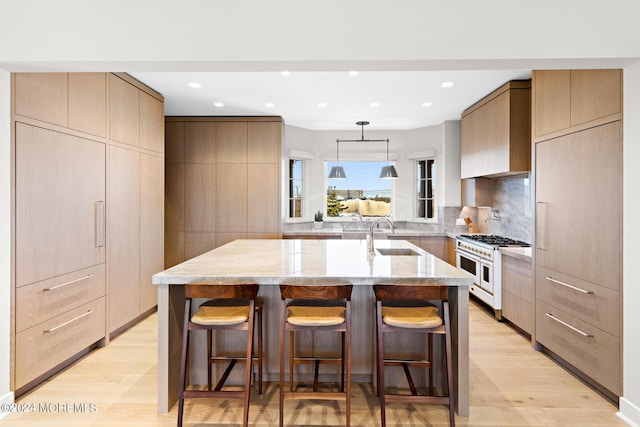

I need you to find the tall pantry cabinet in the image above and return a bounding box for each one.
[532,69,622,398]
[11,73,164,393]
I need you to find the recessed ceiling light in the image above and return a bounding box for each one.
[422,102,433,107]
[317,102,327,108]
[188,82,201,88]
[265,102,275,108]
[349,70,358,76]
[213,102,224,108]
[281,70,290,76]
[441,81,454,88]
[370,102,380,108]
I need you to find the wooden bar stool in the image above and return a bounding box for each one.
[203,298,263,395]
[373,284,455,427]
[278,284,353,427]
[178,283,259,427]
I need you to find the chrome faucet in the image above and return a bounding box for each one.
[367,217,395,255]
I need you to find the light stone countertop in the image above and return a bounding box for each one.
[283,229,450,238]
[153,238,472,286]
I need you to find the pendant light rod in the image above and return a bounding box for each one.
[337,121,389,143]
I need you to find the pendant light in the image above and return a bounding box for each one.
[379,138,399,179]
[328,139,347,179]
[333,121,398,179]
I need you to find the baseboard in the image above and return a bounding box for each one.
[618,397,640,427]
[0,391,15,420]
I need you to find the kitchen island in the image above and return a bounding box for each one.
[153,238,473,415]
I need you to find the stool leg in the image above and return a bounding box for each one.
[279,303,286,427]
[289,330,295,392]
[340,331,345,393]
[345,305,351,427]
[444,301,455,427]
[178,299,191,427]
[428,333,433,395]
[207,330,213,391]
[242,306,255,427]
[257,306,263,395]
[375,301,386,427]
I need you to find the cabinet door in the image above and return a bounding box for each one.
[109,146,140,331]
[248,164,280,233]
[68,73,106,137]
[139,153,164,312]
[14,73,68,127]
[216,122,247,163]
[570,69,621,127]
[109,74,139,146]
[215,164,248,232]
[139,91,164,153]
[535,122,621,290]
[15,124,106,287]
[533,70,571,138]
[248,121,281,163]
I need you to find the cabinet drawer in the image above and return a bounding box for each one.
[15,297,106,389]
[536,301,620,396]
[536,266,620,337]
[502,291,533,334]
[502,259,533,302]
[16,264,105,333]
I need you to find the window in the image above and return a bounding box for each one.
[326,161,392,217]
[417,159,435,219]
[288,159,303,218]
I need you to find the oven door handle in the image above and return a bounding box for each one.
[456,250,481,262]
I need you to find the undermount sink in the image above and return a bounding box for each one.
[375,248,420,256]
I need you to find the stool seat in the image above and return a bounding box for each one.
[286,305,346,326]
[192,305,251,325]
[381,305,442,329]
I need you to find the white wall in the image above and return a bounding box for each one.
[620,62,640,426]
[284,123,450,222]
[442,121,462,207]
[0,71,13,417]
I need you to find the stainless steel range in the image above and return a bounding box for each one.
[455,234,530,319]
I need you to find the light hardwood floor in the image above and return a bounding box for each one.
[3,300,626,426]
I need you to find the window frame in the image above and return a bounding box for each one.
[287,158,304,220]
[416,158,437,222]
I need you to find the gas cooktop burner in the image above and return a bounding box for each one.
[459,234,530,247]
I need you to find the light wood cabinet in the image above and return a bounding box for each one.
[501,254,533,334]
[15,123,106,287]
[446,237,456,266]
[108,146,141,332]
[532,69,622,141]
[12,72,164,393]
[165,117,283,266]
[460,80,530,178]
[533,69,622,398]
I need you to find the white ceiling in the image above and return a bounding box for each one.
[130,69,531,131]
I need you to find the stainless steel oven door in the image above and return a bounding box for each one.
[479,259,493,294]
[456,249,481,285]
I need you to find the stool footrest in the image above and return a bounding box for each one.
[283,391,347,401]
[384,393,451,405]
[183,390,246,399]
[384,359,431,367]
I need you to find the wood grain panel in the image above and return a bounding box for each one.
[248,121,281,163]
[536,301,620,396]
[215,233,248,248]
[109,74,139,146]
[165,121,184,164]
[215,164,248,232]
[535,122,621,290]
[15,264,106,332]
[446,238,456,266]
[164,232,185,269]
[185,163,216,232]
[15,124,106,286]
[139,91,164,153]
[139,153,164,312]
[108,146,140,332]
[185,121,216,164]
[185,232,218,260]
[15,297,106,389]
[420,236,446,260]
[533,70,571,138]
[216,122,247,163]
[536,266,621,338]
[15,73,68,127]
[164,163,184,232]
[248,163,280,233]
[502,255,533,302]
[570,69,621,127]
[502,291,533,334]
[68,73,106,137]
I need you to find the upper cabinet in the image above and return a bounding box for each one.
[460,80,531,179]
[532,70,621,142]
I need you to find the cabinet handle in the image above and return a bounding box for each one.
[43,274,94,292]
[95,201,105,248]
[536,201,546,250]
[545,276,593,294]
[544,312,593,337]
[44,310,94,334]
